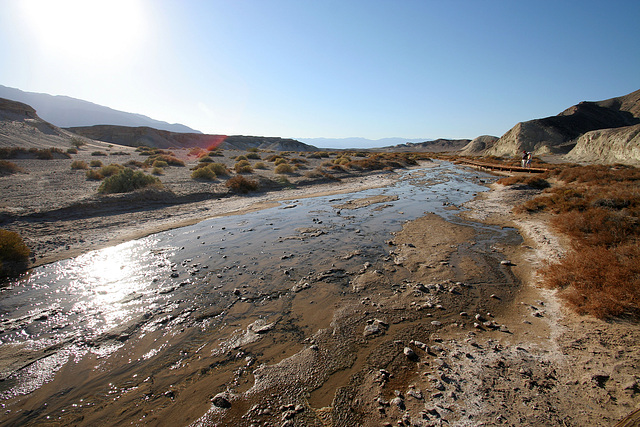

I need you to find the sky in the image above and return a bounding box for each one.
[0,0,639,146]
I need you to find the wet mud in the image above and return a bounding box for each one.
[0,163,528,426]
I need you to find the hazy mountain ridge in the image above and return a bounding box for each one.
[0,85,200,134]
[297,137,432,149]
[67,125,317,152]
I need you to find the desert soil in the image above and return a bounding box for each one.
[1,147,639,426]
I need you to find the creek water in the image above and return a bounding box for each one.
[0,162,507,422]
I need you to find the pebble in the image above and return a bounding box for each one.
[211,393,231,408]
[403,347,418,361]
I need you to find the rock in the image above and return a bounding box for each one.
[431,321,442,327]
[407,388,423,400]
[500,260,514,266]
[404,347,418,361]
[390,396,405,410]
[211,393,231,408]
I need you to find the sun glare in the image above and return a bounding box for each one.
[20,0,148,64]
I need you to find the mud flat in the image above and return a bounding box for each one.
[1,163,639,426]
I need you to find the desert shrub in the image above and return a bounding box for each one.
[254,162,267,169]
[28,147,69,160]
[191,167,217,180]
[86,169,103,180]
[92,151,108,156]
[226,175,259,193]
[152,167,164,175]
[198,155,214,163]
[552,208,639,248]
[90,159,103,167]
[234,160,253,173]
[125,160,144,168]
[246,152,261,160]
[66,147,78,154]
[98,168,161,194]
[265,155,283,162]
[71,160,88,170]
[541,243,640,319]
[152,160,169,168]
[0,160,23,176]
[208,149,224,157]
[274,163,295,174]
[333,156,351,165]
[0,229,31,277]
[247,147,259,153]
[235,155,248,161]
[208,163,230,176]
[0,147,27,159]
[99,163,125,177]
[71,137,86,148]
[274,158,288,166]
[110,151,130,156]
[145,154,185,167]
[497,175,550,189]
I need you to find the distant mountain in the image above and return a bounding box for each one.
[68,125,318,152]
[486,89,640,158]
[0,85,200,134]
[377,138,471,153]
[297,137,432,149]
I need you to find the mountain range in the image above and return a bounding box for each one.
[0,85,200,134]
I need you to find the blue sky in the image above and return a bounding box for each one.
[1,0,639,145]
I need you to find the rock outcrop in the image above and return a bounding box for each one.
[0,97,77,149]
[485,89,640,158]
[379,138,471,153]
[565,124,640,165]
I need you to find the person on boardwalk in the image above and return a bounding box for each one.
[521,150,528,168]
[525,151,532,168]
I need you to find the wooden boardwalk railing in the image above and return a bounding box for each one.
[456,159,548,174]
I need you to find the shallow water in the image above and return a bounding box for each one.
[0,162,510,422]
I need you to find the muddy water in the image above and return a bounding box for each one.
[0,162,508,425]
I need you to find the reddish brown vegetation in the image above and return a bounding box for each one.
[515,164,640,320]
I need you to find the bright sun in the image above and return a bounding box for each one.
[19,0,148,64]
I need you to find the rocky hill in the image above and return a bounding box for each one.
[0,97,77,149]
[460,135,499,155]
[565,123,640,165]
[485,89,640,159]
[67,125,318,152]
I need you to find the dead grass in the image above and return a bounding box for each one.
[517,164,640,320]
[226,175,259,193]
[0,160,24,176]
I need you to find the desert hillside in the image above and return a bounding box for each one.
[460,135,499,155]
[67,125,318,152]
[565,123,640,165]
[485,88,640,159]
[0,97,78,149]
[378,138,471,152]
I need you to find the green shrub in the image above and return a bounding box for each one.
[99,163,125,177]
[125,160,144,168]
[208,163,229,176]
[86,169,103,180]
[98,168,161,194]
[0,229,30,277]
[235,155,248,161]
[90,159,103,167]
[66,147,78,154]
[92,151,108,156]
[254,162,267,169]
[152,160,169,168]
[71,160,88,170]
[275,163,295,174]
[198,155,214,163]
[226,175,259,193]
[152,167,164,175]
[247,147,259,153]
[246,152,261,160]
[274,158,288,166]
[191,167,217,180]
[234,160,253,173]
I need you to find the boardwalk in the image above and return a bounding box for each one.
[456,159,548,174]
